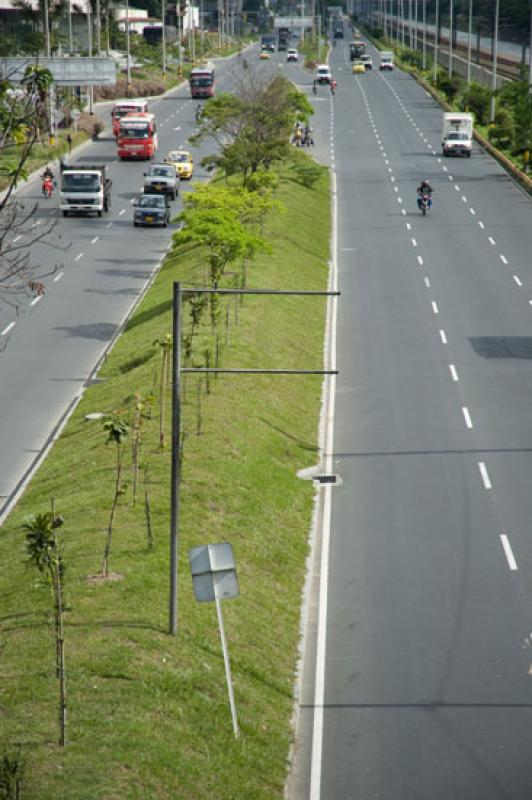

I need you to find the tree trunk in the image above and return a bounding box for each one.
[102,444,125,576]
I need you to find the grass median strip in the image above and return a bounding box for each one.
[0,164,330,799]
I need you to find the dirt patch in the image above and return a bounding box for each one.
[86,572,124,585]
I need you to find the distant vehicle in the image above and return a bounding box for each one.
[287,48,299,62]
[142,24,177,45]
[352,60,366,74]
[189,67,215,98]
[133,194,171,227]
[143,163,178,199]
[259,49,271,59]
[333,17,343,38]
[111,99,149,136]
[278,26,290,50]
[315,64,332,84]
[60,163,112,217]
[260,34,276,52]
[442,112,473,157]
[379,51,394,70]
[349,40,366,60]
[360,53,373,69]
[118,112,158,159]
[164,150,194,180]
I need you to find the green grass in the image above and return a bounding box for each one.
[0,164,330,798]
[0,130,88,191]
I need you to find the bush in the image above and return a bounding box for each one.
[487,107,514,148]
[400,48,424,70]
[458,82,492,125]
[436,73,465,101]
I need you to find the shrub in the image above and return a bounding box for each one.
[436,73,465,101]
[458,82,492,125]
[487,107,514,149]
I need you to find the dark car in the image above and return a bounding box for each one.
[133,193,171,227]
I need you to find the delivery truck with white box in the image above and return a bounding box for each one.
[442,112,473,157]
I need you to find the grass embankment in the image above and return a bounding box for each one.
[0,130,88,192]
[0,164,330,798]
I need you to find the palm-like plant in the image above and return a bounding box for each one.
[101,414,130,577]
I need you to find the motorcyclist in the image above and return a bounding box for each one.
[417,179,433,209]
[330,78,337,95]
[195,104,202,123]
[41,166,54,197]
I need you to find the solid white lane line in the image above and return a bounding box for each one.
[449,364,458,381]
[513,275,523,286]
[431,301,439,314]
[488,236,496,245]
[91,236,99,244]
[500,254,508,264]
[462,407,473,428]
[439,329,448,344]
[1,322,15,336]
[500,534,518,571]
[478,462,492,489]
[417,255,424,266]
[478,221,485,229]
[411,238,418,247]
[424,277,431,287]
[119,209,126,216]
[53,271,63,282]
[74,253,84,262]
[30,295,42,307]
[13,235,22,243]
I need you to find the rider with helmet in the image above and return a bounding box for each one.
[417,179,433,209]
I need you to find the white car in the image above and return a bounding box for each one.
[360,54,373,70]
[287,48,299,62]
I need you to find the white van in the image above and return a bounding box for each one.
[315,64,332,84]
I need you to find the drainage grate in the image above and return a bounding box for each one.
[314,474,340,485]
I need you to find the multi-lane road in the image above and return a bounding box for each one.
[3,33,532,799]
[289,37,532,800]
[0,49,285,523]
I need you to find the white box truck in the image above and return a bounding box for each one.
[379,51,394,70]
[60,163,112,217]
[442,112,473,157]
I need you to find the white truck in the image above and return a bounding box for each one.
[379,51,394,70]
[442,112,473,157]
[60,163,112,217]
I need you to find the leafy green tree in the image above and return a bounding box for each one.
[22,511,67,746]
[498,74,532,160]
[101,415,130,577]
[193,75,313,188]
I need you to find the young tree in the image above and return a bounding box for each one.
[22,511,67,746]
[101,414,130,577]
[0,66,63,319]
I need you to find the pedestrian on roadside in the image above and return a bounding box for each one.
[66,132,72,153]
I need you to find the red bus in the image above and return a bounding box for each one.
[189,67,215,99]
[111,99,149,136]
[117,113,158,160]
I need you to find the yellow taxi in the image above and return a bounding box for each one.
[164,150,194,180]
[259,48,271,59]
[352,60,366,74]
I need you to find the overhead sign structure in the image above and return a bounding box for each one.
[189,542,240,737]
[273,16,313,28]
[1,57,116,87]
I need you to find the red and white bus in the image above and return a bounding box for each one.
[117,113,158,160]
[111,99,149,136]
[189,67,215,99]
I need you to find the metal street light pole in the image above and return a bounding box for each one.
[448,0,453,76]
[490,0,500,123]
[433,0,439,82]
[96,0,101,54]
[44,0,51,56]
[422,0,426,69]
[125,0,131,94]
[162,0,167,76]
[467,0,473,86]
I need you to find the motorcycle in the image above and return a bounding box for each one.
[42,176,54,198]
[418,191,432,216]
[195,106,202,123]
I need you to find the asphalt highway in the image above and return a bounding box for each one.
[0,48,281,521]
[289,38,532,800]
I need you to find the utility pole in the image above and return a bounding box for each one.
[422,0,426,69]
[96,0,101,54]
[162,0,167,76]
[68,0,74,52]
[87,0,94,114]
[448,0,453,77]
[433,0,439,82]
[489,0,500,123]
[467,0,472,86]
[125,0,131,94]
